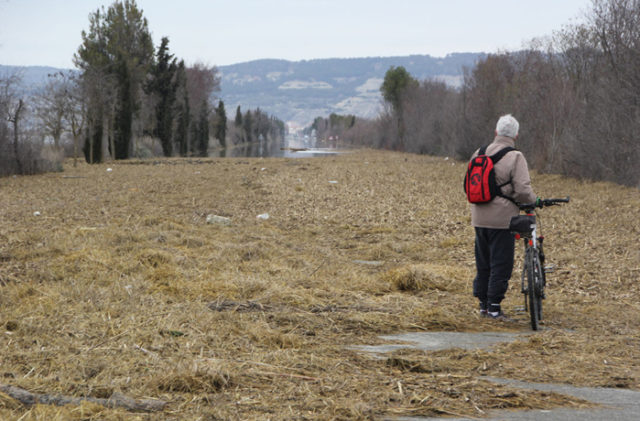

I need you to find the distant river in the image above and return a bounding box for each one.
[209,138,342,158]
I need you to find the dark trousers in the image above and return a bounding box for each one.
[473,227,515,309]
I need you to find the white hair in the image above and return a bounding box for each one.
[495,114,519,139]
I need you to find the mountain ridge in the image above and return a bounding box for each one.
[219,53,484,126]
[1,53,485,127]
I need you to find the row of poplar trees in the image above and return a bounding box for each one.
[74,0,226,162]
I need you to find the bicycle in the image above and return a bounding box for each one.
[509,197,570,330]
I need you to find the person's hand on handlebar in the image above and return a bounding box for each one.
[541,197,570,207]
[519,197,569,210]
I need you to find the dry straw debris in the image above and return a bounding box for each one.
[0,150,638,419]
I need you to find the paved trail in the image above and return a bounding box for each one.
[352,331,640,421]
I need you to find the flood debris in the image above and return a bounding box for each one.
[208,299,270,313]
[353,259,385,266]
[0,384,167,412]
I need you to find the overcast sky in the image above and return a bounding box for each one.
[1,0,592,69]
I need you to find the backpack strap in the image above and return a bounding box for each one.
[490,146,518,204]
[489,146,515,163]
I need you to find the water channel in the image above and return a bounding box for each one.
[208,134,342,158]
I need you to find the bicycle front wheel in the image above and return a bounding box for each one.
[525,248,543,330]
[534,253,544,321]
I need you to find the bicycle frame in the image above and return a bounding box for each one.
[512,197,568,330]
[517,211,545,280]
[516,211,543,330]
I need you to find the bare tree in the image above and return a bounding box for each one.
[548,0,640,185]
[81,66,116,164]
[62,73,87,167]
[185,62,220,120]
[590,0,640,184]
[1,72,24,175]
[183,62,219,154]
[300,1,640,188]
[7,99,24,174]
[402,79,459,156]
[34,72,71,150]
[342,116,382,148]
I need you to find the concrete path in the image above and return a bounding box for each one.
[393,377,640,421]
[351,332,640,421]
[351,331,523,356]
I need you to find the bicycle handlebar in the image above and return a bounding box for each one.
[518,196,570,210]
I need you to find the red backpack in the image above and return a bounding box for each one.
[464,145,515,203]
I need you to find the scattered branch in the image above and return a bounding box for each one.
[0,384,167,412]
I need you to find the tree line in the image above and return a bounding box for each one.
[303,114,356,146]
[334,0,640,187]
[1,0,284,177]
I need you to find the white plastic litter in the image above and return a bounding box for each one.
[33,211,41,217]
[257,213,270,220]
[328,180,338,184]
[206,214,231,225]
[106,168,113,172]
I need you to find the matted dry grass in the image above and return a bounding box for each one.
[0,149,638,420]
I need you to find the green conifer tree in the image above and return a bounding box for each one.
[75,0,154,162]
[174,60,190,156]
[197,99,209,157]
[215,100,227,148]
[149,37,178,156]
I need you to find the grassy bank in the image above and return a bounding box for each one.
[0,150,638,420]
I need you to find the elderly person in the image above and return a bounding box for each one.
[468,114,537,319]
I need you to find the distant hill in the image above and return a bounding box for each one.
[218,53,484,126]
[1,53,485,127]
[0,65,69,94]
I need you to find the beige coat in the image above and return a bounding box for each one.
[470,136,537,229]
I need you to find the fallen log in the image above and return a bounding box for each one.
[0,384,167,412]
